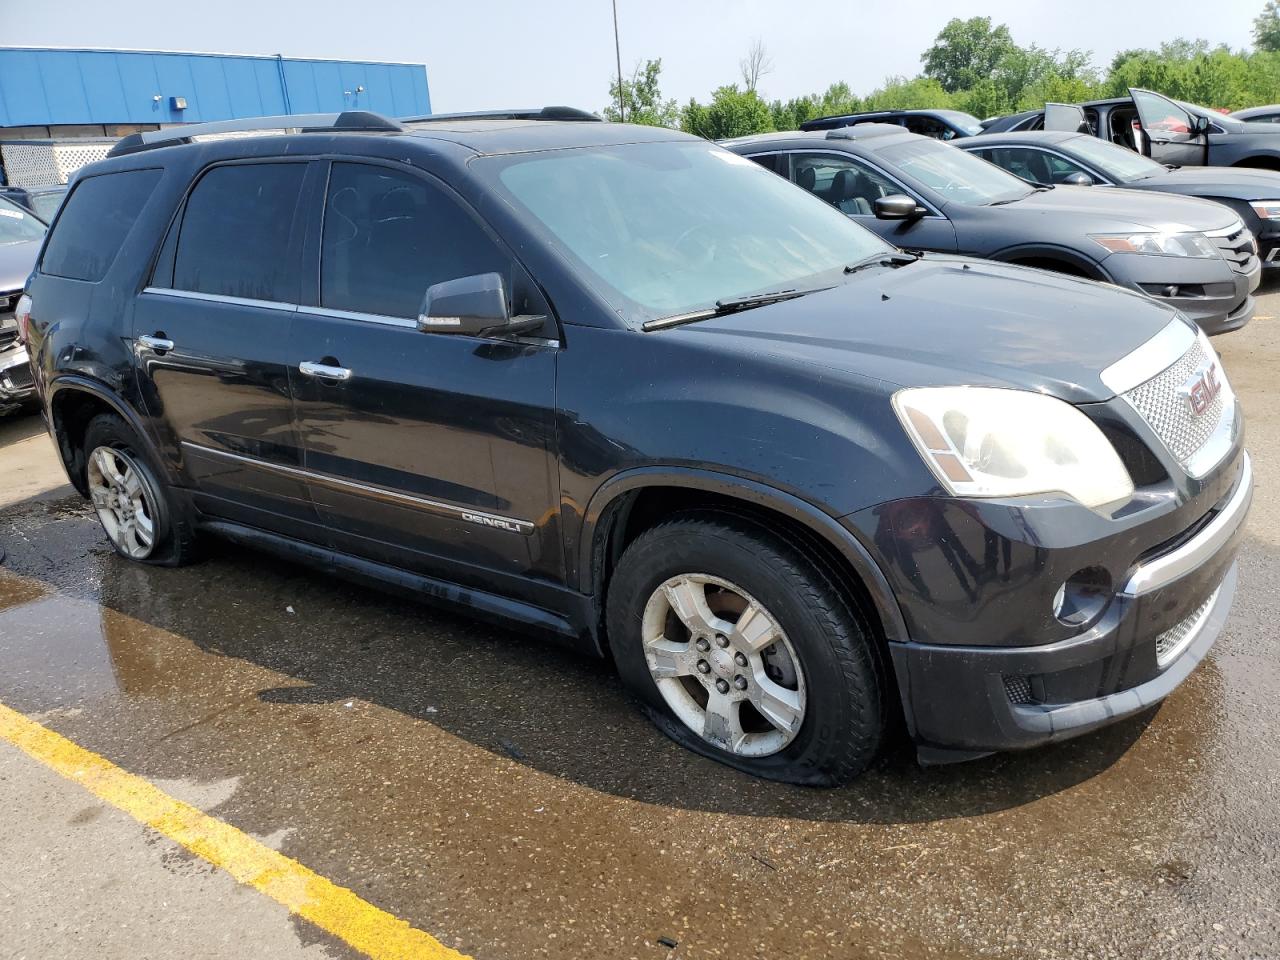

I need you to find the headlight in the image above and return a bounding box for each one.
[1091,232,1218,258]
[1250,200,1280,219]
[893,387,1134,510]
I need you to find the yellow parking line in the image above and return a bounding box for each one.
[0,700,470,960]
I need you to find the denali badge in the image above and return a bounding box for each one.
[461,511,528,534]
[1181,362,1222,417]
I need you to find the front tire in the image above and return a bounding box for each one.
[82,413,198,566]
[606,515,885,785]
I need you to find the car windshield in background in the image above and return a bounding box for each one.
[1177,99,1246,132]
[878,138,1034,205]
[29,193,65,223]
[483,140,892,325]
[0,197,46,244]
[1063,135,1167,182]
[941,111,985,136]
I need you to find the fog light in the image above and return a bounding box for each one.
[1053,567,1112,627]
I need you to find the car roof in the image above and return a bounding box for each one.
[401,118,695,156]
[965,130,1083,146]
[723,124,917,151]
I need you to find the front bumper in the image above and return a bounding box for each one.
[854,450,1252,757]
[1109,255,1259,336]
[0,342,35,411]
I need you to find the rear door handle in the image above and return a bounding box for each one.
[298,361,352,382]
[137,335,175,353]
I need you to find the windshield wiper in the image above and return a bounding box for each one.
[642,287,825,331]
[844,251,920,275]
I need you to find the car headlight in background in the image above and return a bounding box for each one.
[893,386,1135,510]
[1250,201,1280,220]
[1091,232,1219,258]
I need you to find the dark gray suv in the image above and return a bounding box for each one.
[725,124,1260,335]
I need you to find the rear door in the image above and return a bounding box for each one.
[1044,102,1089,133]
[288,159,562,600]
[1129,88,1209,165]
[784,151,959,252]
[133,159,319,532]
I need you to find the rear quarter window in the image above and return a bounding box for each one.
[40,169,162,282]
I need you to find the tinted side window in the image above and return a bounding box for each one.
[746,153,786,175]
[791,153,901,215]
[41,169,161,282]
[902,116,954,140]
[173,163,304,302]
[320,162,511,319]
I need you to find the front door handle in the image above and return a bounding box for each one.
[298,361,352,382]
[137,334,175,353]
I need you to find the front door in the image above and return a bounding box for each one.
[1129,88,1209,166]
[133,159,319,532]
[288,160,562,601]
[784,151,959,253]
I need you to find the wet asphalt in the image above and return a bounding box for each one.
[1,289,1279,960]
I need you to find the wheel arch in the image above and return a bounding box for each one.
[578,467,910,650]
[47,376,165,496]
[993,244,1108,280]
[1233,155,1280,171]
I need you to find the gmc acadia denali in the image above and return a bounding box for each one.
[17,111,1252,784]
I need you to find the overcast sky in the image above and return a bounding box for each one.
[3,0,1265,113]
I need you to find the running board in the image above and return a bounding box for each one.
[199,519,583,644]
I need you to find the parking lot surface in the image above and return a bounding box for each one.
[2,289,1279,960]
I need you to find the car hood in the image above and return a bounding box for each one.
[0,240,40,293]
[671,255,1179,404]
[1127,165,1280,200]
[992,184,1239,233]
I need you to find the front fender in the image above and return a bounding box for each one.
[988,243,1110,280]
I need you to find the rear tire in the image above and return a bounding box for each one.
[82,413,199,566]
[606,514,885,786]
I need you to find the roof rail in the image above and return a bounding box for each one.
[401,106,602,123]
[107,111,405,157]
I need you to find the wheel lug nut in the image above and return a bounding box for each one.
[734,652,747,667]
[696,660,711,674]
[695,637,710,652]
[734,675,748,690]
[715,678,730,694]
[714,634,729,648]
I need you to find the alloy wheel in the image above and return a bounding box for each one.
[86,446,157,560]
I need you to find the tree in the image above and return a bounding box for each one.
[740,38,774,94]
[603,59,679,127]
[863,76,952,111]
[921,17,1018,93]
[1258,1,1280,51]
[680,86,774,139]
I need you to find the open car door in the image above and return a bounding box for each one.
[1044,102,1089,133]
[1129,88,1208,165]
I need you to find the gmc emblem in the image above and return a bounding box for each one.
[1181,362,1222,417]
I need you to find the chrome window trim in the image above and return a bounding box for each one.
[1122,453,1251,596]
[299,305,419,329]
[1099,318,1197,395]
[141,287,298,313]
[180,441,535,535]
[745,149,948,220]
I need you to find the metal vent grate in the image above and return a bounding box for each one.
[1003,675,1034,704]
[1123,338,1228,469]
[1155,588,1220,668]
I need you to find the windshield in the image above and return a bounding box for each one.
[878,138,1034,205]
[0,196,46,245]
[30,192,65,223]
[480,140,891,324]
[1063,135,1166,182]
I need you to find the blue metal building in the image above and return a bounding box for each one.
[0,47,432,133]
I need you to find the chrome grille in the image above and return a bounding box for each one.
[0,291,18,353]
[1155,587,1219,668]
[1209,223,1258,274]
[1123,337,1229,471]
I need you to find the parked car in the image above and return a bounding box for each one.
[21,111,1251,784]
[724,124,1259,335]
[1229,105,1280,124]
[0,184,69,224]
[984,89,1280,170]
[960,130,1280,270]
[0,195,44,415]
[799,109,985,140]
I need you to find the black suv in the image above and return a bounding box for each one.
[20,111,1252,784]
[801,109,985,140]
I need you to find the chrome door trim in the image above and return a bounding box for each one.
[141,287,299,313]
[297,305,419,329]
[180,441,535,535]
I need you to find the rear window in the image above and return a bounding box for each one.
[171,162,305,302]
[40,169,161,282]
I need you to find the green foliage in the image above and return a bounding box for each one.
[603,59,679,127]
[921,17,1017,93]
[1258,1,1280,52]
[864,76,952,111]
[680,86,774,139]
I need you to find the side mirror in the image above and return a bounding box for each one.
[1062,172,1094,187]
[418,272,544,337]
[1191,115,1211,135]
[874,194,926,221]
